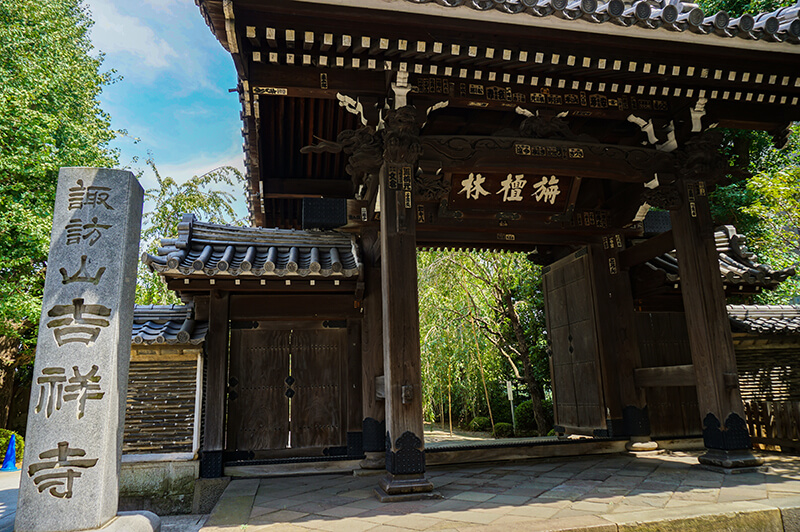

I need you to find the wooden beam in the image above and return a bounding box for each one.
[200,289,229,477]
[263,178,352,198]
[360,228,386,465]
[249,63,387,98]
[421,136,675,184]
[619,230,675,270]
[634,365,696,388]
[229,294,361,320]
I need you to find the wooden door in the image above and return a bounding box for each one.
[543,248,606,434]
[227,328,290,451]
[291,329,347,449]
[226,325,347,454]
[635,311,702,437]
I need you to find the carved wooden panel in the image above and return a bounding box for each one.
[227,328,290,451]
[543,249,606,433]
[291,329,346,449]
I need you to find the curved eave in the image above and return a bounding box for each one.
[293,0,800,54]
[149,264,361,280]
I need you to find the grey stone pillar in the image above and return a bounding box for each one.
[16,169,159,532]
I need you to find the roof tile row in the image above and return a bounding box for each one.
[407,0,800,43]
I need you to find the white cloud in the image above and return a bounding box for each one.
[140,0,182,13]
[138,147,248,221]
[87,0,178,69]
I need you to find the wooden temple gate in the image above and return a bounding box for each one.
[147,0,800,501]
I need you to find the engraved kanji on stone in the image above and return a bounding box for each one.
[65,216,112,246]
[46,298,111,347]
[28,442,98,499]
[34,368,67,418]
[64,365,105,419]
[34,365,105,419]
[497,174,527,202]
[458,173,490,200]
[59,256,105,285]
[532,175,561,205]
[67,180,113,210]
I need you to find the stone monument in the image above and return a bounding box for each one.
[15,168,160,532]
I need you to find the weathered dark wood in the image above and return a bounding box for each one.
[635,311,701,438]
[249,63,387,97]
[360,228,385,458]
[543,249,606,434]
[229,294,361,320]
[292,329,346,449]
[634,365,697,388]
[347,320,363,434]
[227,327,290,451]
[421,136,675,183]
[671,183,752,455]
[619,230,675,270]
[589,242,648,437]
[263,178,353,198]
[204,290,230,453]
[378,107,431,495]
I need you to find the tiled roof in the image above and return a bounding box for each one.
[643,225,796,288]
[141,214,361,279]
[728,304,800,335]
[404,0,800,44]
[132,304,208,345]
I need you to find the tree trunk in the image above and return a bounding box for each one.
[0,334,21,429]
[502,292,549,435]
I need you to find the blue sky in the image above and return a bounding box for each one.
[86,0,248,218]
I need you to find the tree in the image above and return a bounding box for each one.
[0,0,117,427]
[136,160,245,305]
[418,251,552,435]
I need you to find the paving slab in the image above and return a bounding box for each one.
[195,451,800,531]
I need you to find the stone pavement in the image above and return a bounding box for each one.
[200,450,800,531]
[0,470,21,532]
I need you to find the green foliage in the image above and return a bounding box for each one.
[514,398,555,435]
[0,429,24,463]
[136,161,245,304]
[492,422,514,439]
[468,416,491,432]
[697,0,790,17]
[710,124,800,304]
[418,250,550,429]
[515,400,536,432]
[0,0,117,358]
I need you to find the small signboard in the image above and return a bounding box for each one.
[448,172,573,213]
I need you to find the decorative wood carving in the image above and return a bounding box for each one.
[382,106,423,165]
[415,173,451,201]
[301,127,383,202]
[641,185,682,211]
[518,114,597,143]
[674,129,738,185]
[422,136,676,179]
[301,106,421,205]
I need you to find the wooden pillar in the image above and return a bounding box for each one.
[590,241,654,450]
[671,181,760,469]
[376,106,435,500]
[346,319,364,456]
[360,227,386,469]
[200,289,230,477]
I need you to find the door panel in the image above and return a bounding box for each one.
[291,329,346,449]
[227,328,290,451]
[544,249,606,433]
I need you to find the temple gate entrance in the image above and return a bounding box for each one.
[227,323,348,457]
